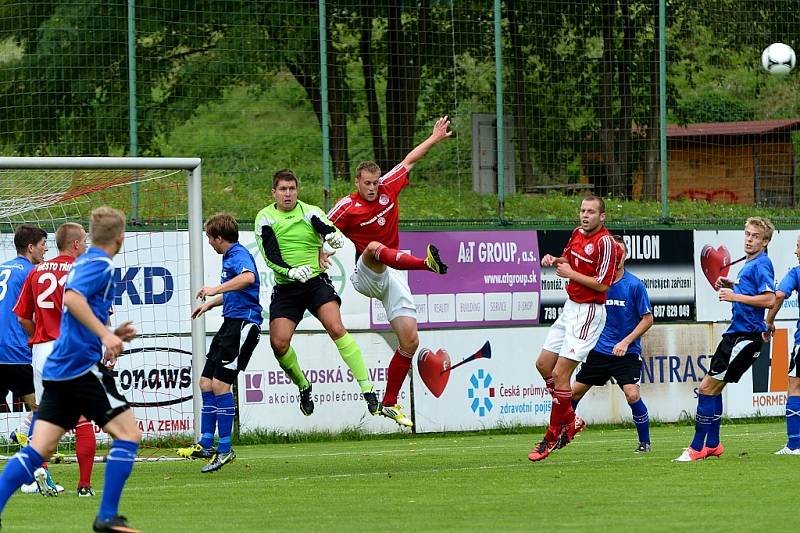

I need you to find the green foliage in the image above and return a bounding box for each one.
[676,92,754,123]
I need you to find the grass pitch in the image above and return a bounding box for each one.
[1,421,794,532]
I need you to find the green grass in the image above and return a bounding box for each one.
[2,421,794,531]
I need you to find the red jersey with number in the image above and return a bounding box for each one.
[327,164,409,254]
[562,226,617,304]
[13,255,75,345]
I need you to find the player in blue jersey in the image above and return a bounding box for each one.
[0,224,47,415]
[177,213,262,473]
[0,207,141,533]
[765,234,800,455]
[568,235,654,452]
[674,217,776,462]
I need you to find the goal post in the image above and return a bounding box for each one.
[0,156,206,450]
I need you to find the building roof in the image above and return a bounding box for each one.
[667,118,800,138]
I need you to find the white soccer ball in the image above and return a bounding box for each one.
[761,43,796,75]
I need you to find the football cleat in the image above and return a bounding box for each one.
[176,443,214,460]
[33,468,57,497]
[21,481,40,494]
[634,442,652,453]
[78,486,96,497]
[363,390,380,415]
[554,415,586,450]
[200,449,236,473]
[299,385,314,416]
[379,404,413,427]
[9,430,27,448]
[774,445,800,455]
[703,443,725,458]
[672,446,706,462]
[92,514,140,532]
[528,438,557,462]
[424,244,448,275]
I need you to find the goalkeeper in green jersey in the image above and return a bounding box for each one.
[254,169,379,417]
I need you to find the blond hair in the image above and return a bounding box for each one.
[745,216,774,243]
[90,206,126,245]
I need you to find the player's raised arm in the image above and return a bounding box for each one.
[400,115,452,171]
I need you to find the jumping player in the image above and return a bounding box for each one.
[528,196,618,462]
[255,170,379,417]
[328,116,451,427]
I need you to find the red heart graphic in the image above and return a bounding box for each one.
[700,244,732,289]
[417,348,451,398]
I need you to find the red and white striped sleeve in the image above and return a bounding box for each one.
[378,164,409,196]
[327,196,353,230]
[594,234,617,286]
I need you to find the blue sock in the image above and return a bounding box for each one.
[690,393,715,451]
[98,440,138,522]
[629,398,650,444]
[705,394,723,448]
[0,446,43,513]
[199,391,217,449]
[786,395,800,449]
[215,392,235,454]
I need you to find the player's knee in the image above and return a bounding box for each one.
[365,241,383,256]
[270,338,290,357]
[326,324,348,340]
[399,334,419,355]
[198,377,213,392]
[211,379,232,395]
[624,388,641,404]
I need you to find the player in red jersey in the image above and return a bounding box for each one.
[528,196,618,462]
[328,116,451,427]
[13,222,97,496]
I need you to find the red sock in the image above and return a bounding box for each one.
[545,389,574,442]
[377,246,428,271]
[75,420,96,488]
[382,349,413,406]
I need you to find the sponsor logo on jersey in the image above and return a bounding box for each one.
[584,243,594,255]
[379,194,390,206]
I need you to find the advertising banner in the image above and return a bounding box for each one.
[371,230,540,329]
[412,328,551,433]
[538,230,695,324]
[694,229,799,322]
[237,332,408,433]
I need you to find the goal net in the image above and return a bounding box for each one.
[0,157,205,461]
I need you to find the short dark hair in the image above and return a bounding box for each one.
[205,213,239,243]
[14,224,47,253]
[273,169,298,189]
[612,234,627,254]
[582,195,605,213]
[356,161,381,179]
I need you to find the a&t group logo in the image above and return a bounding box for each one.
[467,369,495,417]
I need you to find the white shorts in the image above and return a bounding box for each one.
[32,340,55,404]
[542,299,606,363]
[351,255,416,322]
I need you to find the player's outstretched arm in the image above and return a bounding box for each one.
[196,272,256,300]
[309,214,345,249]
[401,116,452,171]
[765,290,786,335]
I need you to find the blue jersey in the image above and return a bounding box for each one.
[777,265,800,345]
[726,252,775,335]
[221,242,263,326]
[594,270,652,357]
[43,247,115,380]
[0,256,35,364]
